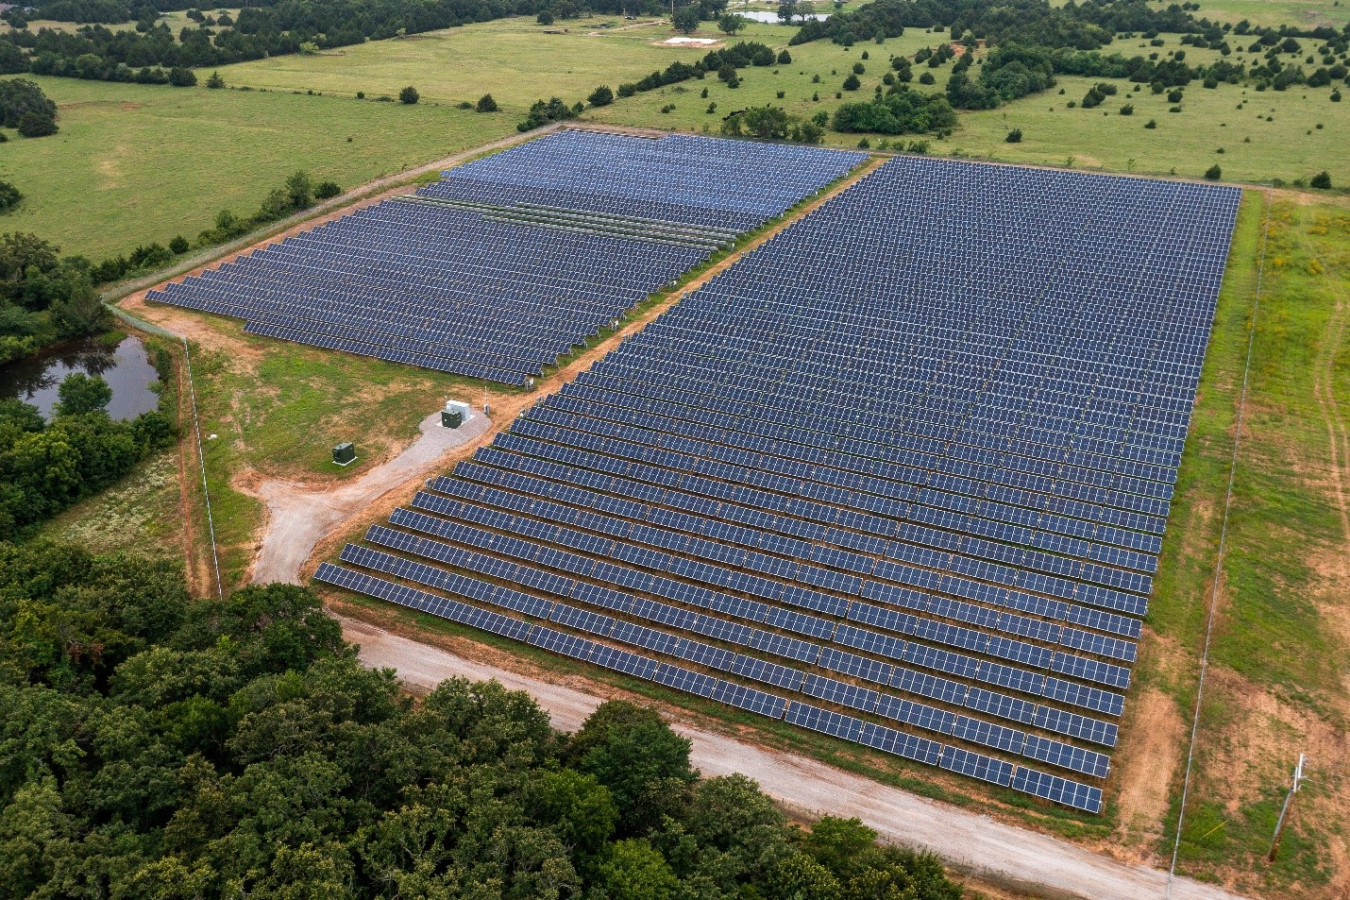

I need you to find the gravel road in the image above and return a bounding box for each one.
[340,615,1249,900]
[251,410,491,584]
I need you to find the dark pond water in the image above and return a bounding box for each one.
[0,335,162,421]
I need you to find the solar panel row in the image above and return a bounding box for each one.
[147,131,865,385]
[316,156,1240,811]
[314,560,1103,813]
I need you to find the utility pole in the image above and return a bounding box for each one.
[1268,754,1306,862]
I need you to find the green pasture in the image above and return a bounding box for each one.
[1191,0,1350,29]
[0,76,512,260]
[583,29,1348,184]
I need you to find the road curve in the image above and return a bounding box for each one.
[339,615,1249,900]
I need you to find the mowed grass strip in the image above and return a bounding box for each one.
[1168,196,1350,898]
[0,75,513,260]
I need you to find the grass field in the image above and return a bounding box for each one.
[1165,194,1350,897]
[0,76,513,260]
[579,27,1349,184]
[1190,0,1350,28]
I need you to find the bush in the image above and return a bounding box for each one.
[1310,170,1332,189]
[1204,163,1222,180]
[1167,89,1184,103]
[0,179,20,213]
[588,85,615,107]
[1005,128,1022,143]
[17,111,57,137]
[1120,103,1134,115]
[1145,118,1157,128]
[314,181,342,200]
[537,10,554,24]
[777,50,792,64]
[399,85,420,104]
[852,61,865,74]
[918,72,935,85]
[168,235,190,254]
[168,67,196,87]
[206,71,225,89]
[476,93,498,112]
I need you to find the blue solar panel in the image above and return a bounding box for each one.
[316,157,1241,813]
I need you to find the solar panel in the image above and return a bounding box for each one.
[316,156,1241,812]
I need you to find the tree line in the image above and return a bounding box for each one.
[0,541,969,900]
[0,0,555,83]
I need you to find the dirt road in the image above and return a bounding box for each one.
[250,410,491,583]
[342,615,1249,900]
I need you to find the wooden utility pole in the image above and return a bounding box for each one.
[1268,754,1306,863]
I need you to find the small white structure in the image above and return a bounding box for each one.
[441,400,474,429]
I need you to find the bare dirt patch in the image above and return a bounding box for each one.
[1113,685,1186,858]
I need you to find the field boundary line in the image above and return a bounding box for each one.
[1165,191,1272,896]
[106,303,224,598]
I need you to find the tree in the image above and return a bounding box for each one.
[1005,128,1023,142]
[597,840,680,900]
[777,49,792,64]
[399,85,420,104]
[285,171,314,209]
[1204,163,1222,180]
[17,112,56,138]
[168,67,197,87]
[588,85,615,107]
[718,13,746,36]
[54,373,113,417]
[741,105,791,138]
[0,180,20,213]
[168,235,190,254]
[0,79,56,128]
[843,73,861,90]
[673,6,700,34]
[206,71,224,89]
[570,700,695,836]
[476,93,498,112]
[314,181,342,200]
[1310,170,1332,189]
[537,10,554,25]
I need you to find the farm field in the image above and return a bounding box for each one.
[0,76,513,260]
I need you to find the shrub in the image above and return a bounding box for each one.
[843,73,861,90]
[918,72,935,85]
[168,235,190,254]
[0,179,20,213]
[852,62,865,74]
[356,91,365,99]
[537,10,554,24]
[1167,89,1184,103]
[777,50,791,64]
[1120,103,1134,115]
[206,71,225,89]
[168,67,196,87]
[17,111,57,137]
[399,86,419,104]
[588,85,615,107]
[1005,128,1022,143]
[477,93,498,112]
[617,84,637,98]
[1145,118,1157,128]
[1204,163,1222,180]
[1310,170,1332,189]
[315,181,342,200]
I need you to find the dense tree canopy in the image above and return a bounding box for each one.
[0,542,968,900]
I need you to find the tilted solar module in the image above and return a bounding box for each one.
[148,131,864,385]
[315,157,1240,814]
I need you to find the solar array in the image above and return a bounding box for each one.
[147,131,864,386]
[317,157,1241,812]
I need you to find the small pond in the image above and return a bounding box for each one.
[0,334,162,421]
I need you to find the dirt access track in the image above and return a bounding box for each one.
[345,614,1249,900]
